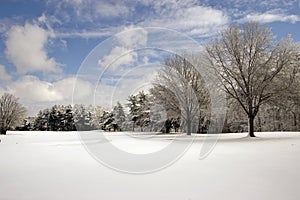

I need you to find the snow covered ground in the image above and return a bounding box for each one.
[1,131,300,200]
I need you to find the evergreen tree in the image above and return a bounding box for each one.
[73,104,93,131]
[136,91,150,131]
[112,102,126,131]
[127,91,151,131]
[127,95,139,131]
[99,111,114,131]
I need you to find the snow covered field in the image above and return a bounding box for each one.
[1,131,300,200]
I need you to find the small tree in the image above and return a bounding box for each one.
[127,94,139,131]
[154,54,210,135]
[136,91,150,131]
[34,110,49,131]
[150,85,181,133]
[0,93,26,135]
[206,22,299,137]
[112,102,126,131]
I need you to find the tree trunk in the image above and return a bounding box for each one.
[293,112,297,127]
[248,115,255,137]
[197,117,202,133]
[186,118,192,135]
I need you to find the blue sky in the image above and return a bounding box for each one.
[0,0,299,115]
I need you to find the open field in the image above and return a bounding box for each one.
[1,131,300,200]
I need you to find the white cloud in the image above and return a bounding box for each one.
[97,27,149,71]
[95,65,159,108]
[5,23,60,74]
[47,0,228,38]
[141,5,229,37]
[55,77,94,102]
[50,0,132,22]
[9,76,93,104]
[116,27,148,48]
[175,6,229,35]
[0,64,11,82]
[39,1,229,41]
[240,12,300,24]
[55,29,113,38]
[64,0,85,5]
[9,76,61,102]
[1,75,94,115]
[94,2,130,18]
[98,46,138,71]
[143,56,149,65]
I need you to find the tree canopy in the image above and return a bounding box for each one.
[206,22,300,137]
[0,93,26,135]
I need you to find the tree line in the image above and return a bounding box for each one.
[1,22,300,136]
[152,22,300,137]
[14,91,183,133]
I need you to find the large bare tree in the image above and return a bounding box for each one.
[153,54,210,135]
[0,93,26,135]
[206,22,299,137]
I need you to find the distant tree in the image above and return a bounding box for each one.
[148,103,168,132]
[0,93,26,135]
[16,118,34,131]
[48,105,60,131]
[34,105,76,131]
[154,54,210,135]
[127,94,139,131]
[222,98,248,133]
[172,117,181,132]
[63,105,76,131]
[150,85,181,133]
[34,109,50,131]
[90,106,105,129]
[136,91,151,131]
[206,22,299,137]
[164,119,172,133]
[112,102,126,131]
[99,111,114,131]
[73,104,93,131]
[127,91,151,131]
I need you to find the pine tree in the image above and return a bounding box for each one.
[136,91,150,131]
[112,102,126,131]
[127,95,139,131]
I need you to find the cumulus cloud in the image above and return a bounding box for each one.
[10,76,62,102]
[0,64,11,82]
[116,27,148,48]
[98,46,138,71]
[9,75,93,103]
[240,12,300,24]
[56,77,94,102]
[5,23,60,74]
[97,27,148,71]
